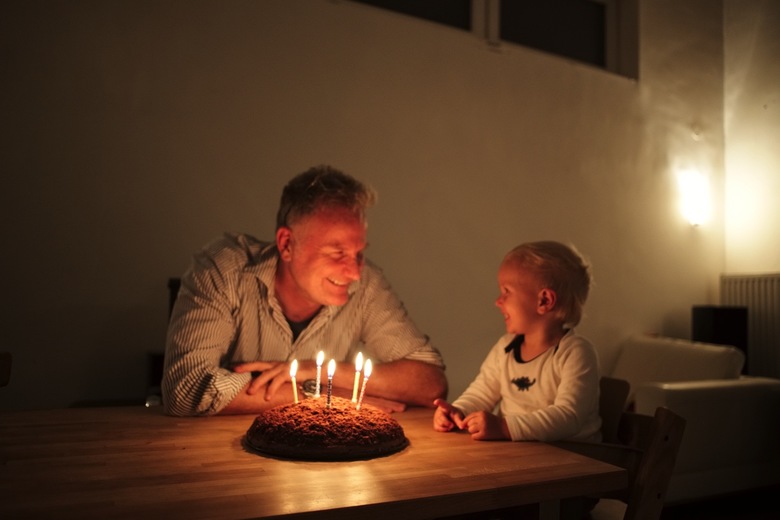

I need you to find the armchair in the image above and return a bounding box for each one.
[606,335,780,503]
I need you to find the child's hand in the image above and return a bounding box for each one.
[432,398,465,432]
[461,410,511,441]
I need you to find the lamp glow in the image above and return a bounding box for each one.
[677,168,711,226]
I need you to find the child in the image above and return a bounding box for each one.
[434,241,601,442]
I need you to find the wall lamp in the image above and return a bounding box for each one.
[677,167,711,226]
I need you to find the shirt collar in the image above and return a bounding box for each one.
[504,330,570,363]
[504,335,525,363]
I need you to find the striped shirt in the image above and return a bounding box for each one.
[162,233,444,416]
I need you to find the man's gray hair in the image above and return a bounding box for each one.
[276,165,377,230]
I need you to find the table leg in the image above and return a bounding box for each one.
[539,499,560,520]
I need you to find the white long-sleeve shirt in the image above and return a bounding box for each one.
[452,330,601,442]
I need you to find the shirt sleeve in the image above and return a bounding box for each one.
[504,336,601,442]
[451,337,508,415]
[357,262,445,368]
[161,238,252,416]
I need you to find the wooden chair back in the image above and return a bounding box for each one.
[554,406,686,520]
[0,351,11,387]
[600,376,631,443]
[621,407,686,520]
[168,277,181,319]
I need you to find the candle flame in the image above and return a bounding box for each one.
[354,352,363,371]
[364,359,372,378]
[316,351,324,366]
[327,359,336,377]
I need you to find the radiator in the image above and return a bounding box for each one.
[720,273,780,378]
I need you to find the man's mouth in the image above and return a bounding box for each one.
[327,277,349,287]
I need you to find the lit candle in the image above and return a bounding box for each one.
[289,359,299,404]
[326,359,336,408]
[315,350,324,398]
[351,352,364,402]
[356,359,372,410]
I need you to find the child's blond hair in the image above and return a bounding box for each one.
[504,241,592,328]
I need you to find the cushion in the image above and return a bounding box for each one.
[611,335,745,403]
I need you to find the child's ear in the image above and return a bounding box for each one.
[538,288,557,313]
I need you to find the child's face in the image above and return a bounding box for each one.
[495,260,542,335]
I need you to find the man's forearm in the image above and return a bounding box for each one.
[364,359,447,407]
[218,381,298,415]
[220,360,447,413]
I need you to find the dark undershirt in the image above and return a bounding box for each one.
[287,316,315,342]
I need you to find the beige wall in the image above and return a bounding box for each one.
[0,0,747,409]
[724,0,780,273]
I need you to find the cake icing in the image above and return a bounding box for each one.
[245,396,408,461]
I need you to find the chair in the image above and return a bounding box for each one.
[619,408,686,519]
[0,351,11,387]
[146,277,181,407]
[168,277,181,319]
[599,376,631,443]
[554,406,686,520]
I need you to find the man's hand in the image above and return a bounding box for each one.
[433,398,465,432]
[233,360,298,401]
[325,386,406,413]
[360,394,407,414]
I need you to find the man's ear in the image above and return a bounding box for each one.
[537,288,557,314]
[276,227,293,261]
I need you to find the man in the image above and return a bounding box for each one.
[162,165,447,416]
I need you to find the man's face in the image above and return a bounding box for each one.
[282,207,367,309]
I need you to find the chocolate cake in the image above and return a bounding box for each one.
[245,396,408,461]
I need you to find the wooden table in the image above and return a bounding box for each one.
[0,406,626,519]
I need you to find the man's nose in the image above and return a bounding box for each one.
[343,257,362,280]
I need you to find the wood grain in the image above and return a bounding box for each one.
[0,406,626,519]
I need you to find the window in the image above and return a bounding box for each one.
[353,0,471,31]
[499,0,606,68]
[350,0,638,78]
